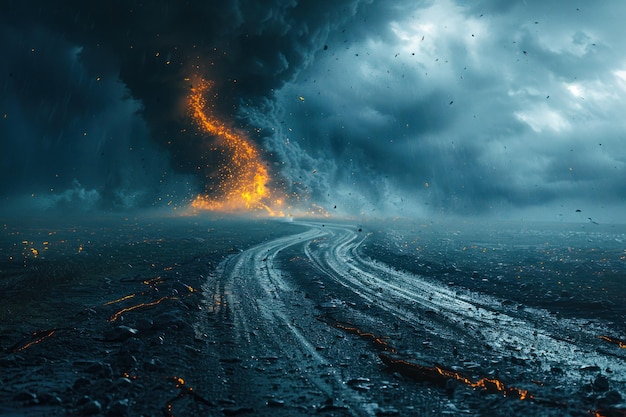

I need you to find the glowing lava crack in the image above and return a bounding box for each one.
[188,79,283,216]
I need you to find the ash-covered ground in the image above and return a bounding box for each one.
[1,216,625,417]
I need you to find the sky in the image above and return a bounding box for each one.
[1,0,625,223]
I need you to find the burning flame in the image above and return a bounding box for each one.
[187,79,284,216]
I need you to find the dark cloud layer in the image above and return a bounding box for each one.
[1,0,369,213]
[1,1,625,222]
[253,0,626,221]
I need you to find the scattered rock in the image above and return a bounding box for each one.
[593,375,610,392]
[375,406,400,416]
[73,377,92,390]
[598,390,623,408]
[222,407,255,416]
[581,364,601,372]
[77,396,93,406]
[79,399,102,415]
[115,377,133,388]
[267,398,285,407]
[37,392,63,405]
[107,398,130,416]
[144,358,165,372]
[220,357,243,364]
[113,352,138,370]
[153,311,186,330]
[510,356,528,366]
[316,398,349,413]
[347,377,372,391]
[445,378,456,398]
[135,318,154,331]
[171,281,194,296]
[85,361,114,378]
[319,301,339,309]
[104,325,138,342]
[12,391,37,404]
[0,355,20,367]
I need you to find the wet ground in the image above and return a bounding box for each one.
[1,216,625,416]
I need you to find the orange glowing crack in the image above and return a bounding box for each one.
[108,296,170,322]
[599,335,626,348]
[379,354,533,401]
[188,79,284,216]
[334,322,396,353]
[327,317,535,403]
[596,409,626,417]
[103,293,136,306]
[434,363,531,400]
[13,330,56,352]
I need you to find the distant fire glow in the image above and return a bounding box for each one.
[188,79,284,216]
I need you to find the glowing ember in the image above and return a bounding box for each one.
[188,79,284,216]
[165,376,213,416]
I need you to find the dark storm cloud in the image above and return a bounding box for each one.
[0,0,371,212]
[2,0,625,221]
[250,0,626,221]
[0,21,177,210]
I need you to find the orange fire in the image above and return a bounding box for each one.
[187,79,284,216]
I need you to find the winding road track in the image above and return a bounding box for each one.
[197,220,626,416]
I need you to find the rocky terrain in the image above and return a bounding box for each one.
[1,217,626,416]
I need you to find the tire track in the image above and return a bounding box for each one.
[195,219,626,415]
[299,221,626,387]
[202,224,376,415]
